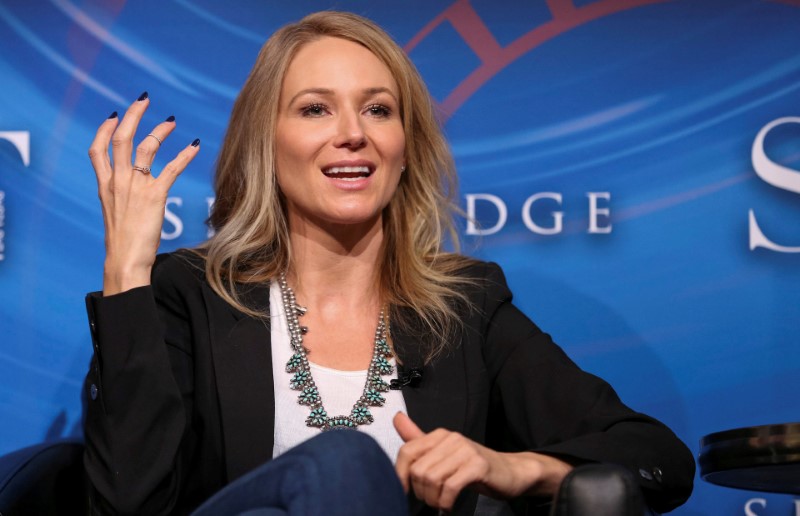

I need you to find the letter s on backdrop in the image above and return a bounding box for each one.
[750,117,800,252]
[744,498,767,516]
[162,197,184,240]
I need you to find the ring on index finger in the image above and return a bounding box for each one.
[146,133,163,146]
[132,165,151,175]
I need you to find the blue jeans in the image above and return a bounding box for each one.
[191,430,407,516]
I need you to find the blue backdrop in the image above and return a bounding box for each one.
[1,1,798,513]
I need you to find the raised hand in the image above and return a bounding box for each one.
[87,92,200,296]
[393,412,572,511]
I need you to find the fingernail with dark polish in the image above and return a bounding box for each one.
[108,111,118,119]
[166,115,175,122]
[191,138,200,147]
[137,91,149,101]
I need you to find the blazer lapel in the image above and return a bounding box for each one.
[202,282,275,482]
[392,309,469,435]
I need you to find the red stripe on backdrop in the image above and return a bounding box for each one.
[405,0,671,122]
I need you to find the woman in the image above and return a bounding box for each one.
[84,11,694,516]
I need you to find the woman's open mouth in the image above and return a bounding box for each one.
[322,165,373,181]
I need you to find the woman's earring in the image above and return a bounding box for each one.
[401,165,406,173]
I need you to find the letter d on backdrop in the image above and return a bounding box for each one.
[465,194,507,236]
[750,117,800,252]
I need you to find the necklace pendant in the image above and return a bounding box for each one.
[326,416,357,430]
[376,339,392,357]
[374,356,393,375]
[369,374,390,392]
[351,406,373,424]
[290,370,309,389]
[306,407,328,427]
[285,353,303,373]
[298,386,320,405]
[295,305,308,316]
[365,389,386,406]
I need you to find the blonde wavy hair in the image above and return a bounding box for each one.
[202,11,476,361]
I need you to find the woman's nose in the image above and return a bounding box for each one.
[333,110,367,149]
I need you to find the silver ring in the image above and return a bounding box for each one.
[132,165,151,175]
[146,133,163,146]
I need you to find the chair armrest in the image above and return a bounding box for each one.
[550,464,654,516]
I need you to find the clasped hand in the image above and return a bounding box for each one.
[87,93,199,296]
[393,413,572,512]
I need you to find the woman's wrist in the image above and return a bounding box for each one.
[103,262,152,296]
[504,451,573,498]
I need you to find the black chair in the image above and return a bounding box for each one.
[0,440,88,516]
[0,441,651,516]
[552,463,652,516]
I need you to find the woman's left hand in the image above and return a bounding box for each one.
[393,412,572,511]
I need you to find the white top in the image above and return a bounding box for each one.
[270,281,407,463]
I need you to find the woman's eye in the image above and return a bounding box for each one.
[366,104,391,118]
[301,104,327,117]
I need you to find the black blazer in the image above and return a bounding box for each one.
[83,252,694,515]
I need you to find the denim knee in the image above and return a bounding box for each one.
[300,430,392,472]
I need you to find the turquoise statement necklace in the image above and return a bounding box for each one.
[279,273,394,430]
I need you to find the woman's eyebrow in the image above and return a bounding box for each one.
[363,87,398,103]
[288,86,398,106]
[288,88,333,105]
